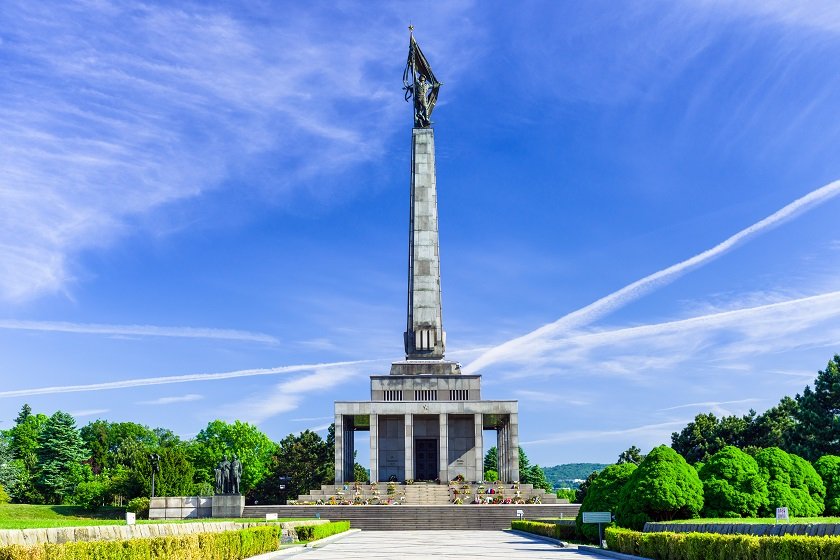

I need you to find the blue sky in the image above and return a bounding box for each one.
[1,1,839,466]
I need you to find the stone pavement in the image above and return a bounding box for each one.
[286,530,607,559]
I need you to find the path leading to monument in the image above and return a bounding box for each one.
[290,530,606,559]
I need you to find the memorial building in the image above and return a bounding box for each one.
[333,31,520,484]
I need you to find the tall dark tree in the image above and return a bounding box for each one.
[36,411,88,504]
[790,355,840,461]
[80,420,159,474]
[484,446,498,474]
[617,446,645,465]
[249,429,331,505]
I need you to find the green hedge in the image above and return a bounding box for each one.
[0,526,281,560]
[511,520,576,541]
[606,527,840,560]
[294,521,351,542]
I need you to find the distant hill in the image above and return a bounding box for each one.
[542,463,609,489]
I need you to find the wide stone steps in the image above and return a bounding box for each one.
[245,504,580,531]
[297,482,558,505]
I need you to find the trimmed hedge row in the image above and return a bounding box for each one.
[0,526,281,560]
[606,527,840,560]
[511,520,576,541]
[294,521,350,542]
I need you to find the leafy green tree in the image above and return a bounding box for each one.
[80,420,159,473]
[0,432,20,500]
[617,446,645,465]
[484,447,498,475]
[699,446,768,518]
[190,420,277,494]
[616,445,704,530]
[755,447,825,517]
[556,488,576,502]
[36,411,88,504]
[353,462,370,483]
[8,404,47,503]
[576,463,636,542]
[484,469,498,482]
[576,471,599,504]
[745,397,797,451]
[249,429,331,505]
[0,484,9,504]
[790,355,840,461]
[814,455,840,515]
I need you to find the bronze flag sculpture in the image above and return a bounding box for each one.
[403,27,441,128]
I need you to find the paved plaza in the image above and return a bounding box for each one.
[292,530,605,559]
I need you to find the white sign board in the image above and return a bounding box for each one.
[776,507,789,521]
[516,509,524,519]
[265,513,278,521]
[125,512,136,525]
[583,511,612,524]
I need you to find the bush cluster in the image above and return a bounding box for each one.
[606,526,840,560]
[511,520,576,541]
[0,526,281,560]
[294,521,351,542]
[125,497,150,519]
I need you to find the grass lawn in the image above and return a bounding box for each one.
[0,504,306,529]
[666,517,840,524]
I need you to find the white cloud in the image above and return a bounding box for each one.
[465,180,840,374]
[523,420,688,446]
[68,408,109,418]
[138,394,204,406]
[0,359,379,399]
[0,319,277,343]
[231,367,365,424]
[658,398,760,412]
[0,2,480,302]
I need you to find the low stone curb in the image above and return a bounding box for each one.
[506,529,568,547]
[244,528,361,559]
[576,544,650,560]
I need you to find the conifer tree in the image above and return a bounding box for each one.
[36,411,88,504]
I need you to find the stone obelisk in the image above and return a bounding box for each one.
[391,29,460,376]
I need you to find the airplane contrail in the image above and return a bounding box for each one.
[0,319,278,343]
[0,360,380,398]
[464,179,840,373]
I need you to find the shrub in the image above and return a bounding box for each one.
[555,488,576,502]
[605,527,840,560]
[511,520,576,541]
[814,454,840,515]
[0,526,280,560]
[126,496,150,519]
[294,521,351,541]
[699,446,768,518]
[575,463,636,542]
[70,479,108,511]
[755,447,825,517]
[484,469,499,482]
[615,445,703,530]
[0,484,9,505]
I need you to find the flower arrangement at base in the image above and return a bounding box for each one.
[405,479,415,485]
[451,474,465,483]
[453,497,463,505]
[387,482,397,495]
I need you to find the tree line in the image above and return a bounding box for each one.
[0,406,341,508]
[569,354,840,541]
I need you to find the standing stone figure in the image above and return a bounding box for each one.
[231,455,243,494]
[219,455,231,494]
[214,465,223,495]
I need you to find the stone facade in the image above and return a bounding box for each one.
[333,126,520,485]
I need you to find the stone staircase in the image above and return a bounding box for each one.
[245,504,580,530]
[295,482,558,505]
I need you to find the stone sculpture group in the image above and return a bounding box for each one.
[214,454,243,495]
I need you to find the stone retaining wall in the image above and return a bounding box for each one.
[0,520,328,547]
[645,522,840,537]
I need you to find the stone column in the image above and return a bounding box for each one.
[497,424,508,483]
[404,127,446,359]
[439,413,449,482]
[474,413,484,481]
[404,413,414,481]
[369,413,379,483]
[343,417,354,484]
[334,413,344,483]
[509,413,520,482]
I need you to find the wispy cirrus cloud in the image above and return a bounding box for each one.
[68,408,109,418]
[523,420,689,446]
[0,360,379,399]
[138,394,204,406]
[491,290,840,382]
[0,319,277,343]
[658,398,760,412]
[465,180,840,374]
[0,2,480,303]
